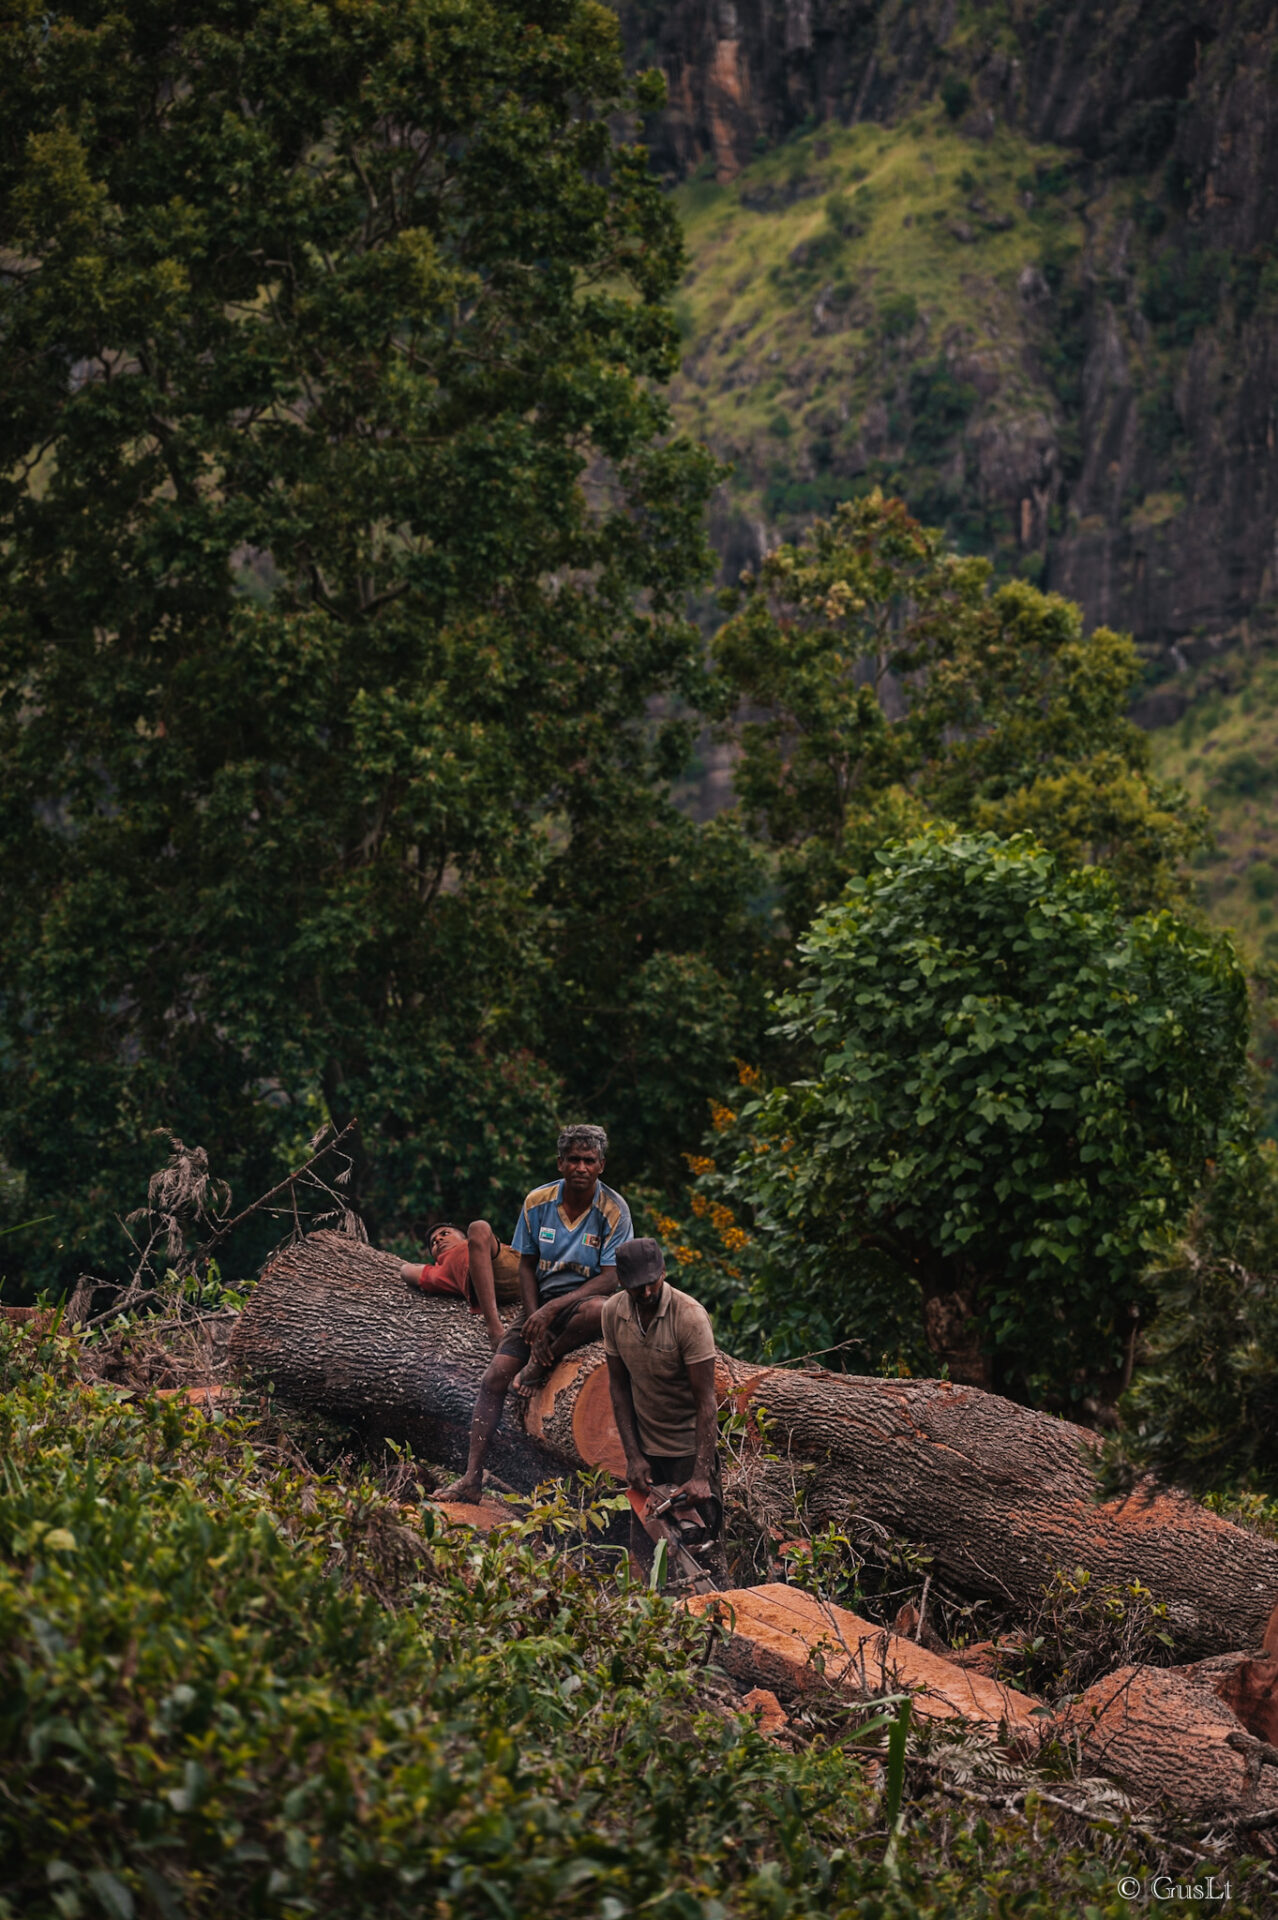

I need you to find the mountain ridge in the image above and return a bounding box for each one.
[618,0,1278,705]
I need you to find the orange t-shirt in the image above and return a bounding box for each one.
[408,1240,523,1313]
[411,1239,471,1303]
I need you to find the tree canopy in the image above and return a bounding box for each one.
[709,493,1204,935]
[704,831,1250,1407]
[0,0,741,1283]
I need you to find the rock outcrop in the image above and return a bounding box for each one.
[616,0,1278,686]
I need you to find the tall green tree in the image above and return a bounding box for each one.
[710,492,1204,936]
[705,831,1249,1408]
[1110,1140,1278,1496]
[0,0,727,1286]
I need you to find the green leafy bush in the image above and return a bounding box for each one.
[0,1331,842,1917]
[700,831,1250,1403]
[878,292,920,339]
[1109,1142,1278,1496]
[906,365,977,461]
[0,1323,1201,1917]
[1141,246,1227,347]
[941,75,971,121]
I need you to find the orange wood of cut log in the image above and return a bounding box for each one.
[227,1230,1278,1657]
[683,1584,1041,1733]
[1057,1665,1272,1819]
[425,1500,515,1535]
[741,1687,789,1738]
[1183,1651,1278,1749]
[153,1384,229,1409]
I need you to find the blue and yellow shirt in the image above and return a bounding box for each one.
[511,1179,633,1302]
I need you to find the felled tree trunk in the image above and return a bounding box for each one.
[1059,1666,1274,1820]
[228,1231,1278,1658]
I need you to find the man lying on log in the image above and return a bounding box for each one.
[603,1235,722,1575]
[399,1222,522,1350]
[438,1123,632,1503]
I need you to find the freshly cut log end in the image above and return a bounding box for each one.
[684,1584,1040,1734]
[1057,1665,1273,1820]
[1185,1652,1278,1749]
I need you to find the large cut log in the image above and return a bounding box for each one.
[1058,1666,1274,1820]
[228,1231,1278,1657]
[683,1584,1040,1734]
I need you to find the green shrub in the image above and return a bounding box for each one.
[906,364,977,460]
[878,291,920,339]
[823,191,865,240]
[1213,751,1278,801]
[0,1332,853,1918]
[1141,246,1227,347]
[1109,1142,1278,1496]
[941,75,971,121]
[0,1324,1209,1916]
[702,831,1250,1403]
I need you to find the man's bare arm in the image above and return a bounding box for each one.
[517,1252,540,1321]
[606,1353,651,1495]
[675,1358,719,1504]
[522,1264,618,1344]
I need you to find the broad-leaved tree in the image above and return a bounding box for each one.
[710,492,1204,935]
[707,831,1249,1407]
[0,0,728,1284]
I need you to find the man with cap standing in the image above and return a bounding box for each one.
[602,1237,722,1547]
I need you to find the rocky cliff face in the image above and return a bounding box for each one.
[619,0,1278,699]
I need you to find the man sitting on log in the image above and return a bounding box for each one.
[438,1124,632,1502]
[603,1236,722,1560]
[399,1222,522,1351]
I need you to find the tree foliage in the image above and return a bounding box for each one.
[0,1323,1199,1918]
[709,492,1204,936]
[0,0,737,1285]
[704,831,1250,1407]
[1111,1142,1278,1496]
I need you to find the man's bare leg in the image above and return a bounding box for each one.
[512,1297,606,1399]
[467,1219,505,1349]
[437,1348,523,1503]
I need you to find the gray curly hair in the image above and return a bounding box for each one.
[557,1124,608,1163]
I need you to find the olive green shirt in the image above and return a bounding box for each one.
[601,1282,716,1456]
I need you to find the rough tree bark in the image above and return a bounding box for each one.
[229,1231,1278,1657]
[1059,1666,1274,1820]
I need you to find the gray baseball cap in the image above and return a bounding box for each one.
[615,1237,666,1289]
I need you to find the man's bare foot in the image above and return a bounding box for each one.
[437,1476,484,1504]
[512,1359,550,1401]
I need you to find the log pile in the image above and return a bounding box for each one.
[683,1584,1041,1734]
[229,1230,1278,1824]
[230,1231,1278,1656]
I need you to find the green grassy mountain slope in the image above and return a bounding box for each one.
[670,105,1082,578]
[634,0,1278,689]
[1152,663,1278,964]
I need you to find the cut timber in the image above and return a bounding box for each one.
[1184,1652,1278,1749]
[1058,1665,1273,1820]
[426,1500,515,1535]
[684,1584,1040,1732]
[741,1687,789,1738]
[228,1230,1278,1656]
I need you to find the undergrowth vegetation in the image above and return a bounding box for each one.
[3,1320,1266,1918]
